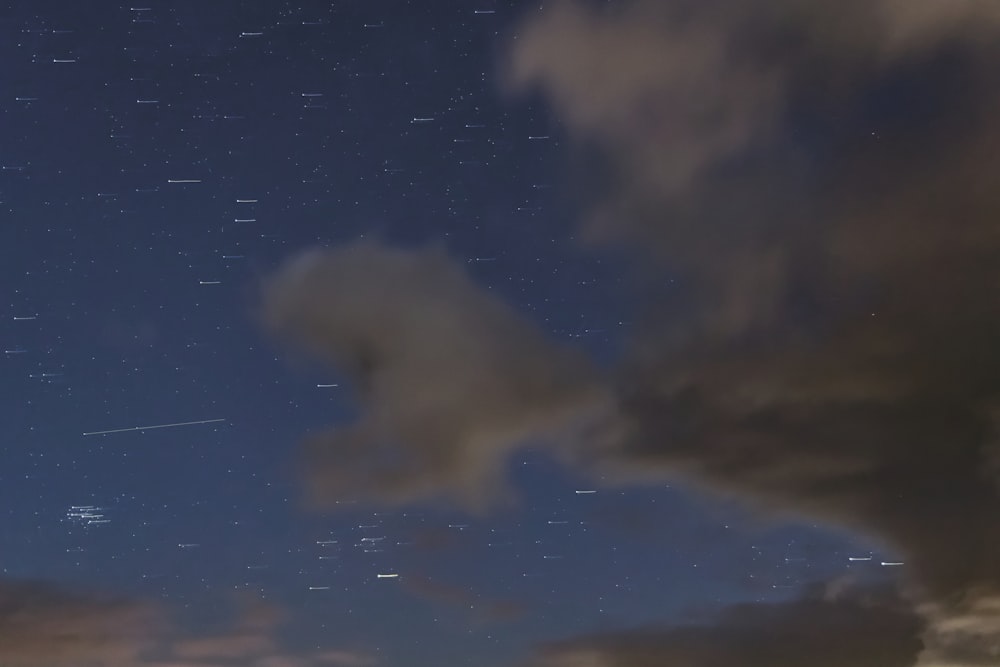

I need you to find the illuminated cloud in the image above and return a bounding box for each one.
[504,0,785,197]
[505,0,1000,276]
[401,573,527,622]
[0,579,375,667]
[528,585,924,667]
[259,1,1000,663]
[262,242,612,512]
[506,1,1000,664]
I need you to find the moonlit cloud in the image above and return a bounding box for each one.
[0,579,375,667]
[401,573,527,622]
[506,1,1000,664]
[0,579,162,667]
[528,585,924,667]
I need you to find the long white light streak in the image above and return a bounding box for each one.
[83,418,226,436]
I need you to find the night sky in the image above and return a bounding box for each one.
[2,2,999,666]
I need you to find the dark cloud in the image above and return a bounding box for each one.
[528,585,924,667]
[0,579,374,667]
[504,0,1000,663]
[262,242,612,512]
[0,578,162,666]
[259,1,1000,663]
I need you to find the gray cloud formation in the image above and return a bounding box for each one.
[262,242,611,512]
[528,585,924,667]
[0,579,375,667]
[261,1,1000,663]
[506,0,1000,664]
[400,573,527,622]
[504,0,1000,215]
[0,578,162,666]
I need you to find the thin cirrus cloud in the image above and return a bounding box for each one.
[261,0,1000,664]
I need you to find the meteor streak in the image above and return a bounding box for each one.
[82,418,226,436]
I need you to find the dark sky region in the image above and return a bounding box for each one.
[1,1,998,666]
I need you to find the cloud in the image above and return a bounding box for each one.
[0,578,374,667]
[504,1,1000,663]
[310,650,379,667]
[164,595,284,663]
[873,0,1000,51]
[258,1,1000,663]
[262,242,612,512]
[150,594,377,667]
[528,585,925,667]
[504,0,1000,276]
[0,578,163,666]
[401,573,528,622]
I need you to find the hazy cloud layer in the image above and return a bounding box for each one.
[528,585,924,667]
[0,579,375,667]
[0,579,162,666]
[506,0,1000,663]
[262,242,611,511]
[401,573,527,622]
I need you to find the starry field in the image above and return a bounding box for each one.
[1,2,999,666]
